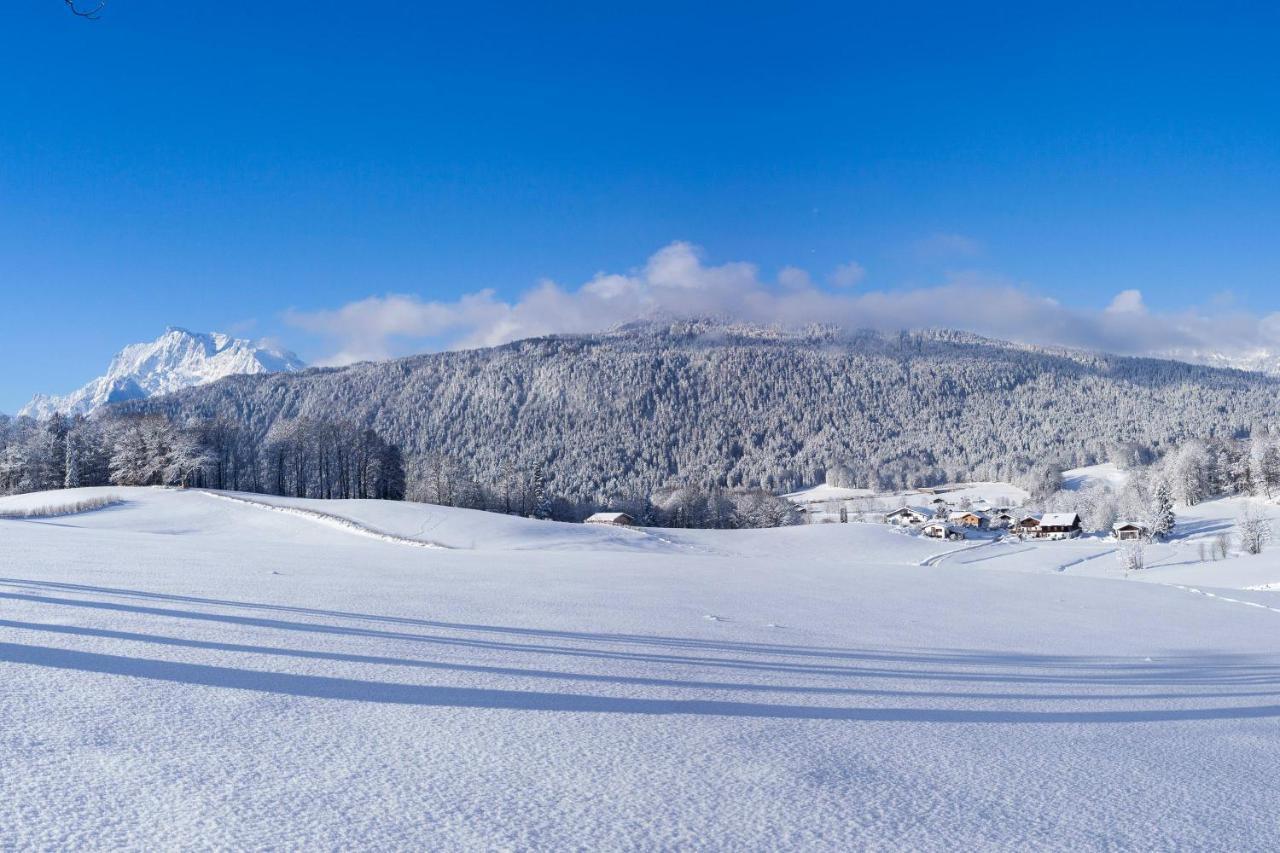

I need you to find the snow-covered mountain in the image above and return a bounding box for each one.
[1161,347,1280,376]
[20,327,305,419]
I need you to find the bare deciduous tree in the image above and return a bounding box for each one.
[1118,541,1145,573]
[1237,505,1273,556]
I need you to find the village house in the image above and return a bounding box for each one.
[1038,512,1083,540]
[991,511,1016,529]
[584,511,636,527]
[1013,516,1042,537]
[948,510,988,529]
[1112,521,1150,541]
[885,506,931,526]
[922,520,964,541]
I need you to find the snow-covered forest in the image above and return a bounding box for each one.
[7,322,1280,527]
[0,413,408,501]
[125,322,1280,485]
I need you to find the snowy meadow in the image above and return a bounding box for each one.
[3,486,1280,849]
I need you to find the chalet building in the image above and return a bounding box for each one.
[948,510,988,529]
[885,506,931,526]
[1013,516,1042,536]
[585,511,635,527]
[922,521,964,541]
[1038,512,1083,540]
[1112,521,1150,542]
[991,511,1016,529]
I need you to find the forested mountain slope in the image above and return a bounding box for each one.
[123,322,1280,502]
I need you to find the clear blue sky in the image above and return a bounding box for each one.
[3,2,1280,411]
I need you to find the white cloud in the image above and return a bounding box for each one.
[1106,289,1146,314]
[284,241,1280,370]
[778,266,814,291]
[828,261,866,288]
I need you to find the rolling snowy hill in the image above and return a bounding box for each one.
[3,486,1280,849]
[19,327,304,419]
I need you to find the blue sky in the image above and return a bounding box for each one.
[3,2,1280,410]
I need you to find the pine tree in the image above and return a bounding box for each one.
[63,443,80,489]
[531,463,553,520]
[1249,433,1274,498]
[1151,481,1176,541]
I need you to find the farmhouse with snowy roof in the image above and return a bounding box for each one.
[948,510,988,529]
[921,521,964,541]
[1013,516,1042,536]
[1112,521,1150,541]
[885,506,931,526]
[584,512,635,527]
[1038,512,1082,540]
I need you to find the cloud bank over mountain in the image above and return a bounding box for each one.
[285,241,1280,373]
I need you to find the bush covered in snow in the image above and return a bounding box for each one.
[0,494,123,519]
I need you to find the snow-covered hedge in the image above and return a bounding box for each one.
[0,495,124,519]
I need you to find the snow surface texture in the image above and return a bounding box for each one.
[19,327,304,418]
[1061,462,1130,492]
[3,487,1280,849]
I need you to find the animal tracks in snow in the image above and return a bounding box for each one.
[1170,584,1280,615]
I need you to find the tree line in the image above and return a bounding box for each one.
[0,413,405,501]
[0,411,800,528]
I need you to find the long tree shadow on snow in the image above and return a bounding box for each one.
[3,578,1280,720]
[4,617,1277,704]
[5,576,1278,681]
[4,587,1277,689]
[1,639,1279,723]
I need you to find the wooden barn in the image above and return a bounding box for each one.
[1112,521,1149,542]
[584,512,635,527]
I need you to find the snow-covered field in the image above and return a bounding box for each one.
[3,487,1280,849]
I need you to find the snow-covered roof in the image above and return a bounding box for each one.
[1040,512,1081,527]
[1113,521,1148,530]
[948,510,987,520]
[585,512,633,523]
[886,506,930,518]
